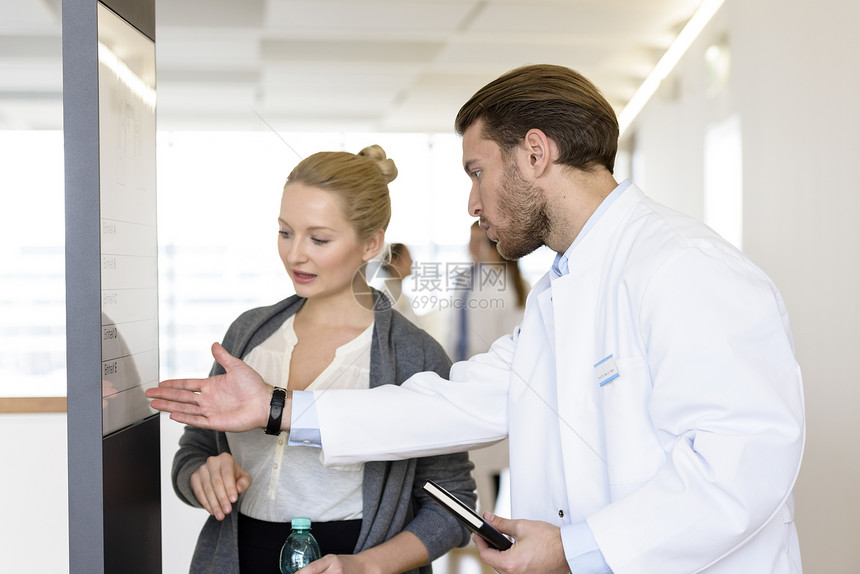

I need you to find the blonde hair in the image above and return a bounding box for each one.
[285,145,397,240]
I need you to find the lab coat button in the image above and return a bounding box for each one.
[558,509,564,518]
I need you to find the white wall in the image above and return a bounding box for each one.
[626,0,860,571]
[0,414,69,573]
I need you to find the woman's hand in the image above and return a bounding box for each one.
[296,530,428,574]
[296,553,377,574]
[146,342,274,432]
[473,513,568,574]
[190,452,252,521]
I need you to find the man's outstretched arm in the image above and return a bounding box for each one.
[146,342,289,433]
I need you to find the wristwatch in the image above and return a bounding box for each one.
[265,387,287,435]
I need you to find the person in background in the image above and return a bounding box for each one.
[149,65,804,574]
[448,221,529,363]
[381,242,421,326]
[167,145,475,574]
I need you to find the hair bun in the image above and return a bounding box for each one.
[358,144,398,184]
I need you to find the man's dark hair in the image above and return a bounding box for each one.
[455,64,619,173]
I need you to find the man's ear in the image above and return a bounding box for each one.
[362,229,386,262]
[522,128,554,178]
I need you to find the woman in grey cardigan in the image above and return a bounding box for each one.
[171,145,476,574]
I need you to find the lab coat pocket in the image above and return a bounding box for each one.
[600,356,666,497]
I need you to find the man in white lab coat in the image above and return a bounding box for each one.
[149,64,805,574]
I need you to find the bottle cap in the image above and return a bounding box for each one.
[291,517,312,530]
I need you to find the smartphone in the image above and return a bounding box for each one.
[422,479,513,550]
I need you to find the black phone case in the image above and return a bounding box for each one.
[422,479,512,550]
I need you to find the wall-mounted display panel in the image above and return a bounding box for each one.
[97,1,158,435]
[65,1,160,571]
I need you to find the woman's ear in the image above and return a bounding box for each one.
[362,229,386,262]
[522,128,554,178]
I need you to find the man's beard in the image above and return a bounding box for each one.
[489,160,551,260]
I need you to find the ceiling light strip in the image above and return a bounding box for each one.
[618,0,726,137]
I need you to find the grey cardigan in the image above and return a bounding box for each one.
[172,294,476,574]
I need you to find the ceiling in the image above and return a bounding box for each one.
[0,0,704,133]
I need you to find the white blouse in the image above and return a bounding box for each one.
[226,314,373,522]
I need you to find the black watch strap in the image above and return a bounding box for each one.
[265,387,287,435]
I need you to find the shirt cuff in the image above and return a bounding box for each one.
[560,521,612,574]
[287,390,322,447]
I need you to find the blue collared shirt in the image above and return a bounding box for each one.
[290,390,322,445]
[551,179,632,279]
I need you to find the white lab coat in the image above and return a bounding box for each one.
[313,184,804,574]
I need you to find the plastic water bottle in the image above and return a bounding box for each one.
[279,517,322,574]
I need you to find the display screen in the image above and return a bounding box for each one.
[97,3,158,435]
